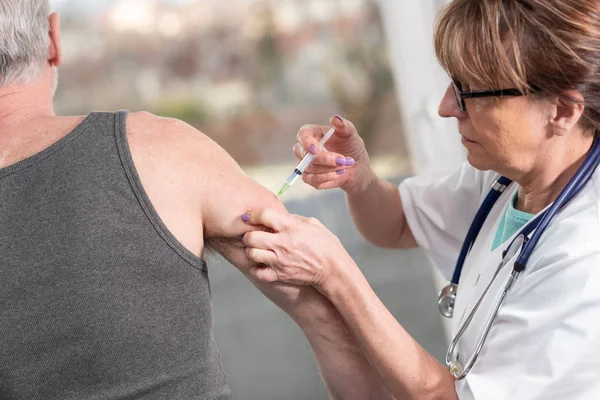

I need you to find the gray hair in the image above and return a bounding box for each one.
[0,0,50,87]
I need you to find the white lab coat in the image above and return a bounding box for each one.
[399,163,600,399]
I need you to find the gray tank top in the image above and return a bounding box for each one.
[0,111,232,399]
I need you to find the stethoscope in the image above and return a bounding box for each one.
[439,139,600,380]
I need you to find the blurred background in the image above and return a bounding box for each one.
[52,0,465,398]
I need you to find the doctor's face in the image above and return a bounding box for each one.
[438,82,551,177]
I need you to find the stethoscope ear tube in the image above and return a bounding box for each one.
[450,176,513,286]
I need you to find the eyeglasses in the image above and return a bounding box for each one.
[452,79,526,112]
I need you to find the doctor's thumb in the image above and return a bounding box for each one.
[330,115,357,138]
[250,265,279,283]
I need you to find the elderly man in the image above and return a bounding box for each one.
[0,2,392,399]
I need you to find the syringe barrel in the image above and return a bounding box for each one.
[285,170,302,186]
[296,153,316,174]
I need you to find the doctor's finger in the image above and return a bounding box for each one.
[292,142,308,159]
[302,171,348,190]
[242,230,277,250]
[293,142,348,164]
[301,162,354,175]
[329,115,358,139]
[244,247,278,266]
[241,208,291,232]
[249,265,279,283]
[289,214,325,228]
[294,144,355,171]
[296,125,334,155]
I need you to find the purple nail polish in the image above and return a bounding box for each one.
[335,157,347,166]
[334,115,344,124]
[336,169,345,175]
[242,213,250,222]
[346,158,355,166]
[309,145,317,154]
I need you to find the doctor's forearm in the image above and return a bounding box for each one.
[323,263,457,400]
[297,301,395,400]
[345,170,416,249]
[248,279,393,399]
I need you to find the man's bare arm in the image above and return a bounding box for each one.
[127,112,393,399]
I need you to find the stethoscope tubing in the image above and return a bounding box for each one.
[514,139,600,269]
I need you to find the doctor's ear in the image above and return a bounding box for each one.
[548,89,586,136]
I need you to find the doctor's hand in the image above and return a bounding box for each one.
[295,115,373,193]
[241,209,358,294]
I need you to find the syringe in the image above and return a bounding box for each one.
[277,127,336,197]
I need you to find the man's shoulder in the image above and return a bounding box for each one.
[125,111,238,188]
[126,111,212,156]
[126,111,193,134]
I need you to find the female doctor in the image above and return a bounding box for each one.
[242,0,600,399]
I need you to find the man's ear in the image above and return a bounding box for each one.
[48,12,62,67]
[548,89,585,136]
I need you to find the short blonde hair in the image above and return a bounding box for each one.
[0,0,50,86]
[434,0,600,136]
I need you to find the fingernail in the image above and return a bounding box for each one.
[241,213,250,222]
[335,157,347,166]
[334,115,344,125]
[308,145,317,154]
[345,158,355,166]
[336,170,346,175]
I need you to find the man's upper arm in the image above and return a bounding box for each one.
[127,111,286,271]
[185,128,286,240]
[153,115,286,255]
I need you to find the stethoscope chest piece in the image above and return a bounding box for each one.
[438,283,458,318]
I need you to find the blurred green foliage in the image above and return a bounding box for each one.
[152,99,212,125]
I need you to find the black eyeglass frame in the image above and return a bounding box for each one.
[452,79,527,112]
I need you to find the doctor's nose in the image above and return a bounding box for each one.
[438,84,463,119]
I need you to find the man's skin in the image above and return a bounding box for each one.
[0,11,393,399]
